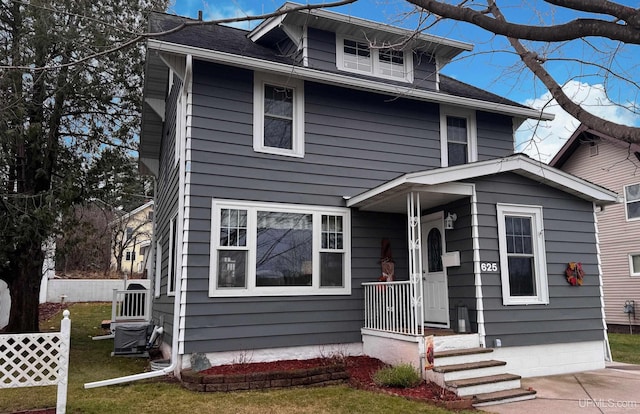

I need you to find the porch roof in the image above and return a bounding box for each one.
[346,154,621,214]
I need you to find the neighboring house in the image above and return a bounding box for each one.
[110,201,154,275]
[550,125,639,332]
[139,3,619,387]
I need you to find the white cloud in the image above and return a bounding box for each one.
[515,81,640,163]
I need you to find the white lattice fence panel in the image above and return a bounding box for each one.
[0,310,71,414]
[0,332,63,387]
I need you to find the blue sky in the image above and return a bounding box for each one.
[167,0,639,162]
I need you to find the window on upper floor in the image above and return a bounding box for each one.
[253,73,304,158]
[440,106,477,167]
[126,227,133,239]
[624,183,640,220]
[336,36,413,83]
[497,204,549,306]
[126,251,136,261]
[629,253,640,277]
[209,199,351,297]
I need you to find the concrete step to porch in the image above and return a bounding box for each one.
[472,388,537,407]
[433,360,507,381]
[434,347,494,366]
[445,373,522,397]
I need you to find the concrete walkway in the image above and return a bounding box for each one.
[479,362,640,414]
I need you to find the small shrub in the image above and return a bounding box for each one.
[372,364,421,388]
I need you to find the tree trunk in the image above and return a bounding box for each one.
[4,247,44,333]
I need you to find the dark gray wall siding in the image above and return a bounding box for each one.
[413,52,437,90]
[174,59,523,354]
[306,28,336,71]
[476,112,514,160]
[151,75,182,344]
[474,173,603,347]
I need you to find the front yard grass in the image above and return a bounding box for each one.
[0,303,472,414]
[609,332,640,365]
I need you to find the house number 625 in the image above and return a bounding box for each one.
[481,262,498,272]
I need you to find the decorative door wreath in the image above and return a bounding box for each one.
[565,262,584,286]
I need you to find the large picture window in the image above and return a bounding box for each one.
[210,200,351,297]
[496,204,549,305]
[253,73,304,158]
[337,36,413,82]
[624,183,640,220]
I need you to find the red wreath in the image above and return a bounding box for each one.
[565,262,585,286]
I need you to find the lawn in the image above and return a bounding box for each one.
[0,303,472,414]
[609,333,640,365]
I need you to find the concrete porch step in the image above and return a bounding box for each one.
[434,359,507,373]
[472,388,537,407]
[434,347,494,366]
[446,373,522,397]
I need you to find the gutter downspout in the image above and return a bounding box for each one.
[85,54,192,388]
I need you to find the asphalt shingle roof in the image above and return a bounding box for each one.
[148,12,526,109]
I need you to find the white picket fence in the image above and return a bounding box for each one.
[0,310,71,414]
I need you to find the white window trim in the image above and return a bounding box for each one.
[168,214,178,296]
[623,183,640,221]
[629,253,640,277]
[253,72,305,158]
[496,204,549,306]
[335,35,414,83]
[154,237,162,298]
[440,105,477,167]
[209,199,351,297]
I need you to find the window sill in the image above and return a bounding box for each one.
[210,287,351,298]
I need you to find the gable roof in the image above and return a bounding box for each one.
[347,154,620,213]
[549,124,640,168]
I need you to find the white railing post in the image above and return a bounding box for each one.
[111,288,118,324]
[56,310,71,414]
[407,192,424,336]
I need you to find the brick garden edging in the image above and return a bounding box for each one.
[180,363,349,392]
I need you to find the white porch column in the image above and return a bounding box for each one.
[407,192,424,335]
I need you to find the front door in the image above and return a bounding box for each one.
[421,212,449,326]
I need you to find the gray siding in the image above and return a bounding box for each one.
[151,75,182,345]
[413,52,437,91]
[474,173,603,347]
[476,112,514,160]
[306,28,336,71]
[182,60,451,353]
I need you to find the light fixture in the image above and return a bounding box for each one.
[444,212,457,230]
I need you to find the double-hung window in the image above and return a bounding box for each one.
[337,36,413,82]
[440,106,477,167]
[624,183,640,220]
[496,204,549,305]
[253,73,304,157]
[629,254,640,277]
[210,200,351,297]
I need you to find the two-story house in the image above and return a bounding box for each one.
[138,3,618,398]
[110,200,154,275]
[551,124,640,333]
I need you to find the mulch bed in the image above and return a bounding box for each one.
[194,355,470,408]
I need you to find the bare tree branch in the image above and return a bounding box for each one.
[1,0,357,72]
[407,0,640,43]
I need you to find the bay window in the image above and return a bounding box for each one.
[210,200,351,296]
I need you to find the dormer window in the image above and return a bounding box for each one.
[337,36,413,82]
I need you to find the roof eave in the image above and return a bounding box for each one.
[347,155,619,209]
[147,39,553,121]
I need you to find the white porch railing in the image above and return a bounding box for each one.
[0,310,71,414]
[111,289,150,325]
[363,281,423,336]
